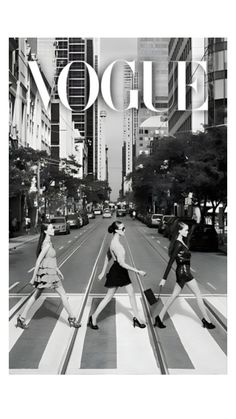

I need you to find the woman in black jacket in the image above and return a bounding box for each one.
[154,222,215,329]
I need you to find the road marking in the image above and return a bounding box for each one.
[9,282,20,291]
[27,267,34,273]
[75,236,78,239]
[67,240,72,244]
[59,246,64,250]
[59,233,107,374]
[207,282,217,290]
[157,240,160,244]
[151,236,155,239]
[164,246,168,249]
[190,267,196,273]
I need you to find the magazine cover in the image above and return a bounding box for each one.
[8,36,227,376]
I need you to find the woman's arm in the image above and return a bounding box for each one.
[98,254,109,280]
[98,249,113,279]
[161,241,181,282]
[30,244,50,282]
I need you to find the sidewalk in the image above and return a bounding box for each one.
[9,233,39,251]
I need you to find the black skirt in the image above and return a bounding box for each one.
[176,264,194,288]
[104,261,132,288]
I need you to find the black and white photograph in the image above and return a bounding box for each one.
[8,36,227,375]
[2,1,235,418]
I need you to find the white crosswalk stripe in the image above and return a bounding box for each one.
[9,295,227,374]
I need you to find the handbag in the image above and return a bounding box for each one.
[144,285,162,306]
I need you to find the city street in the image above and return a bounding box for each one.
[9,215,227,374]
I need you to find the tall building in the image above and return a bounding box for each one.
[205,38,227,128]
[136,38,169,158]
[122,64,138,193]
[52,37,94,175]
[136,116,168,157]
[137,38,169,119]
[9,38,28,148]
[98,110,107,180]
[93,39,99,180]
[168,38,206,135]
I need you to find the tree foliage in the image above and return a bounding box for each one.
[130,127,227,216]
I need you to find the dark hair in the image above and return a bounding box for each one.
[108,221,123,234]
[36,224,48,258]
[168,221,187,256]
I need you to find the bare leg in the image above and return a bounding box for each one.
[159,282,182,322]
[187,279,211,322]
[125,283,144,323]
[55,285,74,317]
[20,289,42,319]
[92,287,118,325]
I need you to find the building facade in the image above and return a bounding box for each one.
[98,110,107,181]
[122,63,138,193]
[168,38,206,136]
[53,37,94,176]
[205,38,227,128]
[137,38,169,126]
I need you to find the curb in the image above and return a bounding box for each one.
[9,235,39,251]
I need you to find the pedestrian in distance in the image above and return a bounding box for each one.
[16,223,80,329]
[88,221,147,330]
[154,221,215,330]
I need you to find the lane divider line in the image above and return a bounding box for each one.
[207,282,217,290]
[9,282,20,291]
[59,233,108,375]
[125,237,169,375]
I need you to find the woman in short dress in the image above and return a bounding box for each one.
[154,222,215,329]
[88,221,147,330]
[16,223,80,329]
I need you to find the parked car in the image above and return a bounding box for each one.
[158,215,175,234]
[146,213,163,228]
[137,212,146,223]
[50,216,70,235]
[79,211,89,226]
[94,209,102,215]
[67,213,80,229]
[189,224,218,251]
[88,211,95,219]
[103,209,112,218]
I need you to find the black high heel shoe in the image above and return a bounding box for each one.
[68,317,81,328]
[153,315,166,328]
[133,317,146,328]
[202,318,215,329]
[16,315,28,329]
[88,315,99,330]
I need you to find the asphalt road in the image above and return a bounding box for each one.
[9,216,226,295]
[9,215,227,375]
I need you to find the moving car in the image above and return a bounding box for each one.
[146,213,163,228]
[103,209,112,218]
[67,213,80,229]
[116,209,126,217]
[94,208,102,215]
[50,216,70,235]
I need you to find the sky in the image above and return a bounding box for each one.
[99,38,137,201]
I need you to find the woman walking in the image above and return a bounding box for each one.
[154,221,215,329]
[16,223,80,329]
[88,221,147,330]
